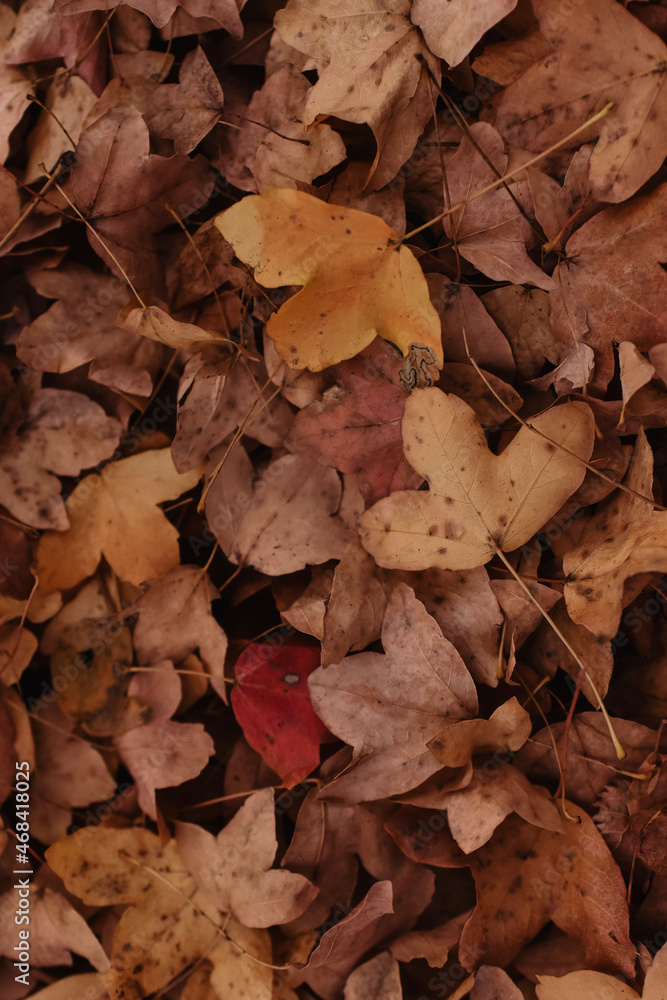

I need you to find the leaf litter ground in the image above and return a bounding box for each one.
[3,1,667,999]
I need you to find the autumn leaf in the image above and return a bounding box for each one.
[387,803,636,975]
[231,641,330,786]
[549,183,667,391]
[216,187,443,371]
[0,387,121,531]
[563,429,667,638]
[308,583,478,801]
[176,787,317,927]
[442,123,554,289]
[46,827,226,1000]
[496,0,667,203]
[411,0,517,69]
[274,0,439,188]
[69,107,214,292]
[36,448,202,591]
[286,339,421,504]
[115,660,214,819]
[359,388,595,572]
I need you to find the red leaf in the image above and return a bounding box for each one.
[231,642,330,787]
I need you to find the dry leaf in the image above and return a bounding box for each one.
[0,388,121,530]
[176,787,317,927]
[36,448,202,591]
[563,430,667,638]
[115,660,214,818]
[359,388,594,572]
[308,583,477,801]
[497,0,667,203]
[216,187,442,371]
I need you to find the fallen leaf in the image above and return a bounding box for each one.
[46,826,223,1000]
[387,802,635,975]
[231,641,330,785]
[496,0,667,203]
[563,429,667,638]
[0,387,121,530]
[428,697,532,769]
[131,566,228,700]
[69,107,214,293]
[443,123,554,289]
[439,763,564,854]
[412,0,517,69]
[344,951,402,1000]
[286,339,421,504]
[216,187,443,371]
[275,0,439,188]
[116,660,214,818]
[30,699,117,843]
[472,966,523,1000]
[359,387,594,572]
[548,183,667,391]
[308,583,477,801]
[142,46,223,153]
[55,0,245,33]
[206,449,351,575]
[36,448,202,591]
[176,787,317,926]
[225,64,346,192]
[320,539,387,667]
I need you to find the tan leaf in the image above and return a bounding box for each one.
[496,0,667,203]
[36,449,202,591]
[563,430,667,637]
[388,803,635,975]
[131,566,228,700]
[46,827,222,1000]
[536,971,639,1000]
[441,764,564,854]
[206,451,351,575]
[344,951,402,1000]
[428,698,532,769]
[308,584,477,801]
[176,788,317,927]
[412,0,517,68]
[274,0,438,188]
[115,661,214,819]
[359,388,594,572]
[548,184,667,392]
[0,388,121,531]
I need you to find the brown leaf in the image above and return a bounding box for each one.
[131,566,228,700]
[142,46,223,153]
[206,450,351,575]
[440,763,564,854]
[388,804,635,975]
[497,0,667,203]
[412,0,517,69]
[308,584,477,801]
[275,0,439,188]
[0,388,121,530]
[344,952,402,1000]
[176,788,317,927]
[563,430,667,638]
[549,184,667,391]
[286,339,420,504]
[443,123,554,289]
[69,107,214,293]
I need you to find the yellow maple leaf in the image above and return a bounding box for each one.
[216,187,443,372]
[36,449,202,592]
